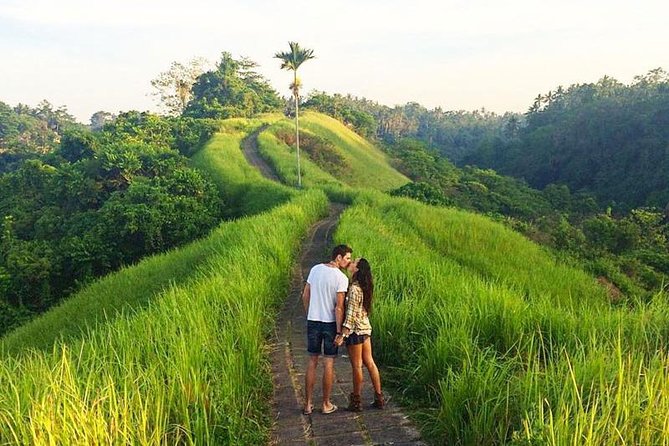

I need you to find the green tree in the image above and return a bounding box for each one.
[304,91,377,136]
[0,114,223,333]
[184,53,281,119]
[0,101,61,161]
[31,100,78,133]
[274,42,315,187]
[58,129,98,162]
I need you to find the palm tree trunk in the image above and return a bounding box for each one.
[294,71,301,188]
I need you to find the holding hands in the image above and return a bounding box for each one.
[334,332,346,347]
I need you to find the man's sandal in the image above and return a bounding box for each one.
[322,404,338,414]
[302,404,314,415]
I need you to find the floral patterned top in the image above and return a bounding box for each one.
[342,281,372,336]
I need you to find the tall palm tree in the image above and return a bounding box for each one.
[274,42,315,187]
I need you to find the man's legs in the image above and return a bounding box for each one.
[322,357,336,412]
[320,321,338,412]
[304,355,319,412]
[305,321,338,413]
[305,320,323,413]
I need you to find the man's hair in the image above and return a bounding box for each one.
[331,244,352,261]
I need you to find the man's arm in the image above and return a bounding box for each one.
[302,283,311,313]
[335,291,346,334]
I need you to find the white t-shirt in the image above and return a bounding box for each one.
[306,263,349,322]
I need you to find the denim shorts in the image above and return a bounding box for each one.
[307,320,338,357]
[345,332,369,346]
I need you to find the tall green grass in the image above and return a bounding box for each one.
[299,112,408,190]
[0,190,328,444]
[256,112,408,191]
[257,124,343,189]
[336,191,669,445]
[356,192,609,309]
[0,229,231,355]
[190,116,295,217]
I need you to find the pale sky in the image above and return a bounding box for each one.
[1,0,668,123]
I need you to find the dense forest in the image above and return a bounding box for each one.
[464,68,669,210]
[0,100,83,172]
[0,110,222,334]
[306,69,669,212]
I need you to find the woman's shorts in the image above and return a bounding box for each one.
[345,332,369,346]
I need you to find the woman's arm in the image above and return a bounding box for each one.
[342,285,361,335]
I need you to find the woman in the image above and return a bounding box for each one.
[334,258,385,411]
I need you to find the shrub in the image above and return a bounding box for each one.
[273,128,350,176]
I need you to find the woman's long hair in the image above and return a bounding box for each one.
[353,258,374,314]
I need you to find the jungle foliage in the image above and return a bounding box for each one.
[0,111,221,334]
[183,53,283,119]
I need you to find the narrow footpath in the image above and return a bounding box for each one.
[240,127,424,445]
[241,125,281,181]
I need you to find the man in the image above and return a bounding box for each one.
[302,244,352,415]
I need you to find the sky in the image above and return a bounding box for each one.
[1,0,668,123]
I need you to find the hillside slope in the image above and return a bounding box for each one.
[189,115,295,217]
[256,111,409,190]
[1,117,293,355]
[336,191,669,444]
[463,72,669,209]
[0,142,327,445]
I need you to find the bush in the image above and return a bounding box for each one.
[171,117,219,156]
[273,128,350,177]
[391,181,447,205]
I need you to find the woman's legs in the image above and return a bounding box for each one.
[346,342,364,396]
[361,338,382,395]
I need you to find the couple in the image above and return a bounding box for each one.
[301,244,385,415]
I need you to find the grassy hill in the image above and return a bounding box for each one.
[0,190,327,443]
[249,114,669,443]
[256,111,409,191]
[1,112,668,445]
[189,115,296,216]
[1,116,295,356]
